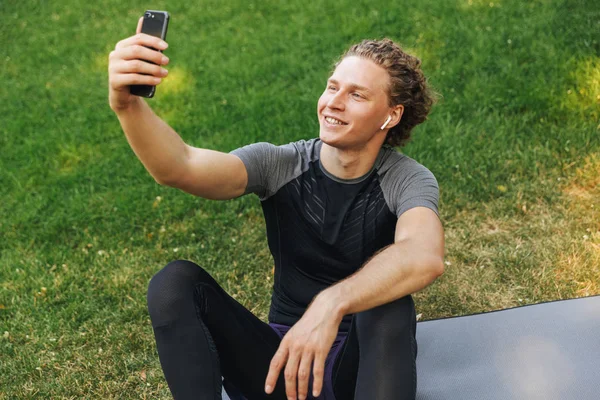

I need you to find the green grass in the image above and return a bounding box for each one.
[1,0,599,397]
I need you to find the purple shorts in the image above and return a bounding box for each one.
[223,323,349,400]
[268,322,348,400]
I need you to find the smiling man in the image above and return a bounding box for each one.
[109,26,444,400]
[257,41,445,400]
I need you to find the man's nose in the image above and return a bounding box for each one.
[327,91,345,111]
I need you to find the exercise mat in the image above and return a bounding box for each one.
[416,295,600,400]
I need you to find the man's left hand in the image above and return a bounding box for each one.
[264,293,344,400]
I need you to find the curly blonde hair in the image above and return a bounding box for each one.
[336,38,437,147]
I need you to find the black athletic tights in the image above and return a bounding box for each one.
[147,260,418,400]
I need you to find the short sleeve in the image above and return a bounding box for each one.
[396,166,439,218]
[380,156,440,219]
[229,141,301,201]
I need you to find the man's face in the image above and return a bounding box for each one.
[317,56,391,149]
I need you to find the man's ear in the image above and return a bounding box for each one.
[387,104,404,130]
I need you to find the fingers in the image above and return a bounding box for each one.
[311,352,327,398]
[284,350,301,400]
[108,52,168,90]
[296,353,314,400]
[115,32,168,52]
[111,44,169,68]
[265,346,288,395]
[136,16,143,34]
[266,332,328,400]
[109,72,163,89]
[112,58,168,77]
[108,43,169,89]
[108,26,170,93]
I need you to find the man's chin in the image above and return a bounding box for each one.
[320,128,384,152]
[319,129,339,145]
[319,126,345,139]
[319,130,351,150]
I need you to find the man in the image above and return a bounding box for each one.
[108,17,444,400]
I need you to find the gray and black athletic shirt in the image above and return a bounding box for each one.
[230,138,439,332]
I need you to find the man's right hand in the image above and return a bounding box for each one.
[108,17,170,111]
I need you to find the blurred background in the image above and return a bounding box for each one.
[1,0,598,397]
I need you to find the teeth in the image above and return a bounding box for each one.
[325,116,344,125]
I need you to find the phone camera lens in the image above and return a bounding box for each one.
[145,12,151,17]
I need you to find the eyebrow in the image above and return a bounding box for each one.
[327,79,373,94]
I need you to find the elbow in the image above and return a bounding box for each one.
[434,259,445,278]
[154,175,173,187]
[427,256,445,280]
[412,254,445,287]
[153,166,185,187]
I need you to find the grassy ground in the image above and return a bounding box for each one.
[1,0,599,397]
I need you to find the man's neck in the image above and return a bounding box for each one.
[319,139,384,180]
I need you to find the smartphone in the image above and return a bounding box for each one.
[130,10,170,98]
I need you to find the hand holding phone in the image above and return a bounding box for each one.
[130,11,170,98]
[108,11,170,111]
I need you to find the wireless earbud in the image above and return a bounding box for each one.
[380,115,392,130]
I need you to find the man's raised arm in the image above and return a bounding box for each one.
[113,98,247,200]
[108,20,247,201]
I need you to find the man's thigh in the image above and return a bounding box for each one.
[330,296,417,400]
[331,316,359,400]
[196,280,288,399]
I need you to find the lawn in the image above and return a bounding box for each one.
[1,0,599,397]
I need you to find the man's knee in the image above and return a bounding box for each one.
[146,259,212,326]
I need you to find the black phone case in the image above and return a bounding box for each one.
[130,10,170,98]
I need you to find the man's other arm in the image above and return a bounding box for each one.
[315,206,445,318]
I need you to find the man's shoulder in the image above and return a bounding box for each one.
[281,137,320,156]
[228,138,319,200]
[241,137,318,155]
[269,137,321,164]
[230,137,318,161]
[377,146,440,217]
[377,146,433,177]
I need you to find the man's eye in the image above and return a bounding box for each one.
[352,93,363,99]
[328,85,337,91]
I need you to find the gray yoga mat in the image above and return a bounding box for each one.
[223,295,600,399]
[416,295,600,400]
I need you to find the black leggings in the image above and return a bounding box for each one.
[147,260,418,400]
